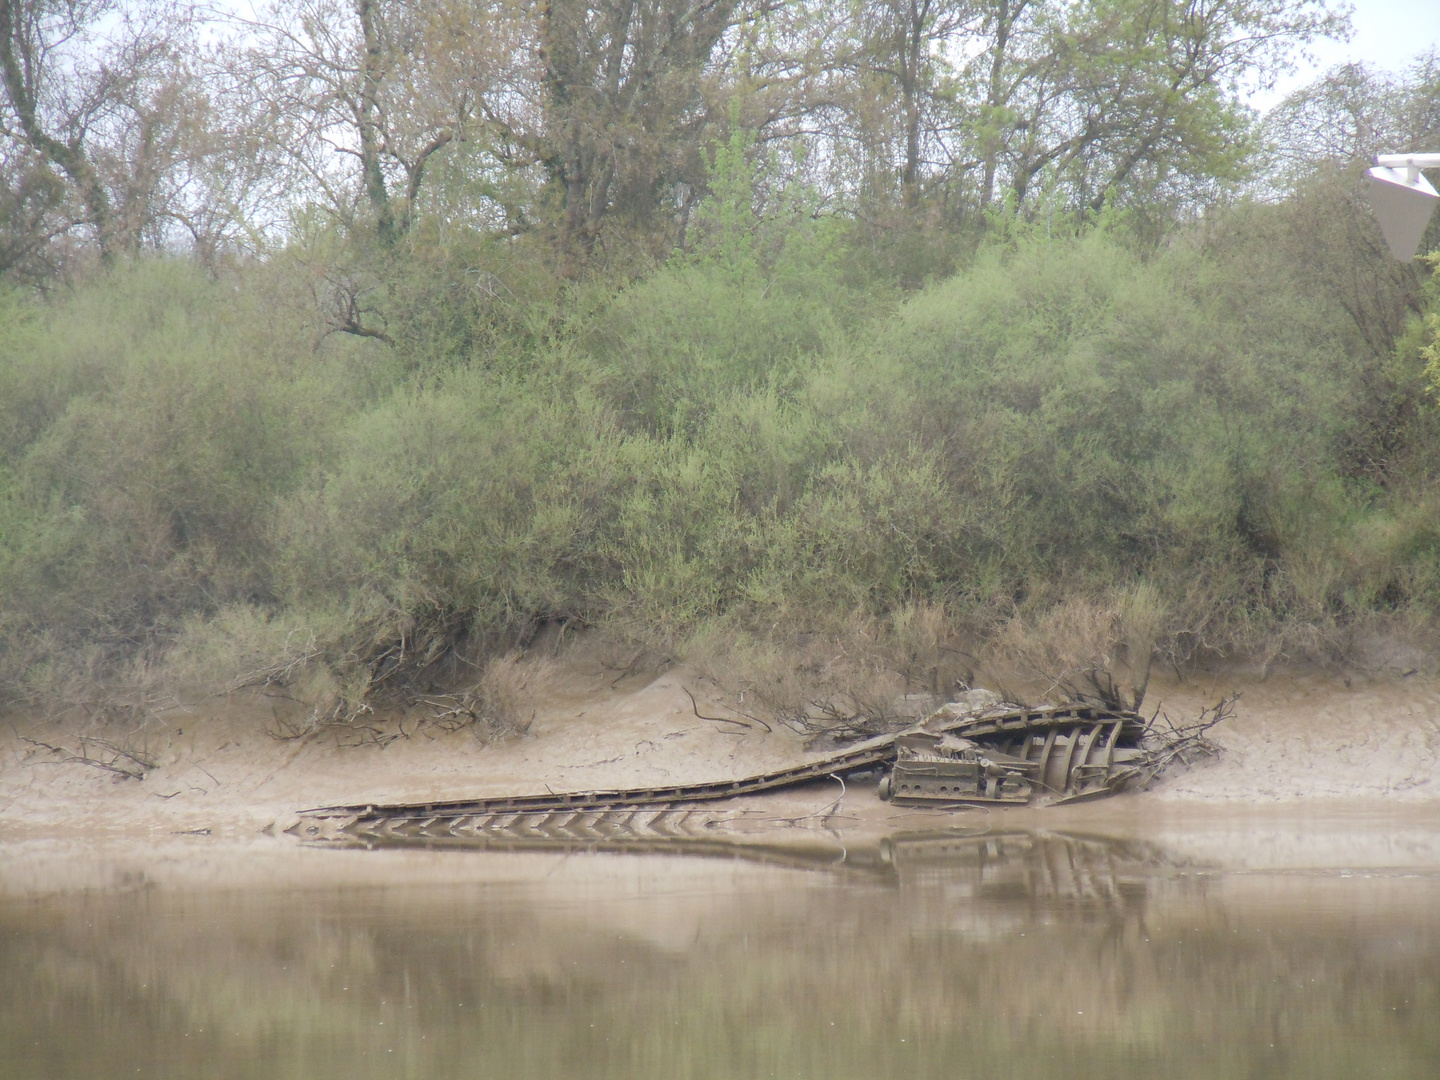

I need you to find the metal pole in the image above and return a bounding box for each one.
[1375,154,1440,184]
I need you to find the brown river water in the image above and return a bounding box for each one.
[3,812,1439,1080]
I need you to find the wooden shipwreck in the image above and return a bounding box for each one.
[293,697,1219,842]
[879,702,1151,806]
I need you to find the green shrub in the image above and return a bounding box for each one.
[4,210,1439,713]
[0,262,376,696]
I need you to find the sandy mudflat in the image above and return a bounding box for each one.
[2,655,1438,858]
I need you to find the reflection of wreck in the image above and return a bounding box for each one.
[300,817,1185,915]
[879,829,1176,911]
[295,698,1217,841]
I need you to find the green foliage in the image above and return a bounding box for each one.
[1419,255,1440,404]
[3,190,1439,708]
[579,144,888,438]
[0,261,380,695]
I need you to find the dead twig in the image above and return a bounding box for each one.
[19,735,155,781]
[683,686,770,733]
[1136,693,1236,786]
[608,648,646,689]
[265,695,380,743]
[264,715,311,741]
[231,648,322,692]
[415,694,480,733]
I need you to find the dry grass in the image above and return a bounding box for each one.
[979,585,1168,711]
[681,604,981,743]
[415,652,553,742]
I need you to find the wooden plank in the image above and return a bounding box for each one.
[1076,724,1105,771]
[1054,726,1083,794]
[1035,727,1059,791]
[1101,722,1122,777]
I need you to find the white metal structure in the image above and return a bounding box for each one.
[1367,153,1440,261]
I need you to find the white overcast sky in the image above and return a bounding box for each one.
[1253,0,1440,109]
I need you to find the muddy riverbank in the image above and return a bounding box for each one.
[2,658,1438,843]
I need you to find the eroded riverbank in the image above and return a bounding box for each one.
[3,661,1439,841]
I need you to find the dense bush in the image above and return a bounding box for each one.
[0,263,385,694]
[1,203,1438,713]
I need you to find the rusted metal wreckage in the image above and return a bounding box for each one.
[294,698,1204,842]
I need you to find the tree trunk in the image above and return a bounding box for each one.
[355,0,396,244]
[978,0,1017,213]
[0,0,114,256]
[899,0,933,209]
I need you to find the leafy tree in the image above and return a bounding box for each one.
[0,0,124,254]
[0,148,67,280]
[957,0,1346,215]
[757,0,1344,223]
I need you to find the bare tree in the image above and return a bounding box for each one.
[231,0,524,243]
[0,0,280,273]
[850,0,974,208]
[1263,51,1440,179]
[0,0,154,256]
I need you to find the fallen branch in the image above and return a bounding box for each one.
[19,735,155,781]
[1136,693,1236,786]
[683,686,770,733]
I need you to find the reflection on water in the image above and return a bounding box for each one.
[2,828,1438,1080]
[317,821,1179,890]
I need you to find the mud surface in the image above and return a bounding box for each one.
[2,655,1438,843]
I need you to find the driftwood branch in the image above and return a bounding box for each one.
[683,685,770,733]
[19,735,156,781]
[1136,693,1236,785]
